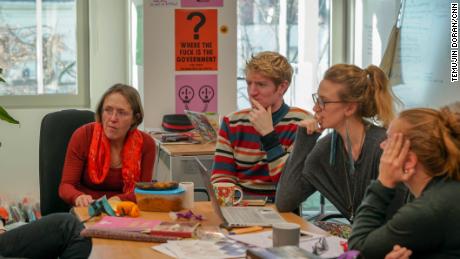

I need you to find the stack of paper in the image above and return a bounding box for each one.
[153,239,249,259]
[149,222,200,238]
[228,230,346,258]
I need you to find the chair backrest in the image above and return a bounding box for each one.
[39,109,95,216]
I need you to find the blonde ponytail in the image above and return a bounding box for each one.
[323,64,398,128]
[364,65,399,127]
[439,108,460,180]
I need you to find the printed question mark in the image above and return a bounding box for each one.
[187,12,206,40]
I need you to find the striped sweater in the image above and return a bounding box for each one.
[211,103,310,188]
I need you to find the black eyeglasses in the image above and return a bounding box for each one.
[312,93,347,110]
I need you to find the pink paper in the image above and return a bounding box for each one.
[89,216,161,232]
[175,74,217,113]
[181,0,223,7]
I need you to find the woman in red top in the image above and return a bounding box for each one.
[59,84,155,207]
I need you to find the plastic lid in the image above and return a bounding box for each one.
[134,186,185,195]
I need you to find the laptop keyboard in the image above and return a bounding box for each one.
[223,208,263,223]
[261,210,285,220]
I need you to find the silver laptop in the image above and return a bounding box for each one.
[195,157,286,228]
[184,110,217,143]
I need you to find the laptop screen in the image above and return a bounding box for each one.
[194,157,227,225]
[184,110,218,143]
[194,157,286,228]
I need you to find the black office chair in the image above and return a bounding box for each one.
[39,109,95,216]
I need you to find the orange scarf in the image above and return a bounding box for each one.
[87,123,144,193]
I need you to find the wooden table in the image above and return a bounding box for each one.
[150,133,216,156]
[74,202,325,259]
[159,142,216,156]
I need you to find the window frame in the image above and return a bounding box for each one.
[0,0,90,108]
[331,0,353,65]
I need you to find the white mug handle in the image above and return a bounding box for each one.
[233,187,244,205]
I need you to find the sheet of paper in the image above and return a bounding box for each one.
[228,230,324,248]
[153,239,248,259]
[152,244,178,258]
[228,230,345,258]
[299,236,346,258]
[227,231,272,248]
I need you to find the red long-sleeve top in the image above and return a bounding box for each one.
[59,123,156,206]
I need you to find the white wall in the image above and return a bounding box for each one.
[0,0,238,200]
[89,0,130,108]
[0,0,129,200]
[143,0,237,128]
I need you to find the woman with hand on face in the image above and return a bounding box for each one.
[59,84,155,207]
[276,64,407,224]
[349,108,460,258]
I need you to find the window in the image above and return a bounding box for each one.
[237,0,331,111]
[129,0,143,90]
[0,0,89,107]
[353,0,399,67]
[237,0,339,218]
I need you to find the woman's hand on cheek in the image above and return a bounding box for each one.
[378,133,411,188]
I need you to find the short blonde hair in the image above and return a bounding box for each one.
[244,51,293,86]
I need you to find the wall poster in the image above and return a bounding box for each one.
[175,9,218,71]
[175,74,217,113]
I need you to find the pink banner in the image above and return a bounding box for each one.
[175,74,217,113]
[181,0,223,7]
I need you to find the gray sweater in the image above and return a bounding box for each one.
[349,178,460,258]
[275,125,406,221]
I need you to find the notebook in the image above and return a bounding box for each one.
[88,216,161,232]
[184,110,218,143]
[195,157,286,228]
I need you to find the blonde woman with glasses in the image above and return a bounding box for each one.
[276,64,407,230]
